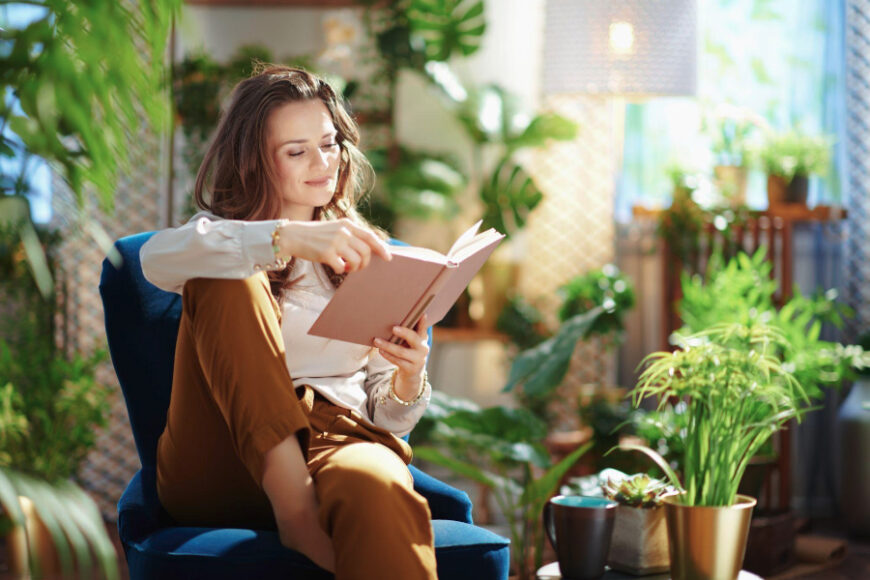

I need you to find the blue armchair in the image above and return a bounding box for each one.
[99,232,510,579]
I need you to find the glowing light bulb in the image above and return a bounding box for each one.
[609,21,635,55]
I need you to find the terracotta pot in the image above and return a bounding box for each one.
[713,165,748,207]
[766,175,788,208]
[607,504,670,575]
[767,174,809,208]
[664,494,756,580]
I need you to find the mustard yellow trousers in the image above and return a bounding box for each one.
[156,274,437,579]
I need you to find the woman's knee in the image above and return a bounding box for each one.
[316,443,418,507]
[183,274,279,320]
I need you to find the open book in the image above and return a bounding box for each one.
[308,221,505,346]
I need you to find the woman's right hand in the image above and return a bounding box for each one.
[279,218,392,274]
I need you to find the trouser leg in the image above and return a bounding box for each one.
[157,274,310,528]
[307,399,438,580]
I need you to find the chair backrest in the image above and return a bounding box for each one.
[100,232,181,470]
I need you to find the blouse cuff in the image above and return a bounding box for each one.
[241,220,287,273]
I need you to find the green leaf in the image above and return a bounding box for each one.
[504,307,605,396]
[0,470,25,529]
[61,481,120,580]
[506,113,578,151]
[408,0,486,62]
[11,474,74,575]
[0,196,53,298]
[524,441,593,506]
[613,443,684,493]
[414,446,517,491]
[750,58,773,85]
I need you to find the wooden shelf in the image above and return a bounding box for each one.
[433,327,509,343]
[185,0,358,6]
[632,204,847,222]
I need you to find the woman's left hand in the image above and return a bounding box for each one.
[373,314,430,401]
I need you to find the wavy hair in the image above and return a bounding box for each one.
[194,64,378,297]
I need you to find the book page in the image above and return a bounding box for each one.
[447,220,483,257]
[388,245,448,263]
[426,231,504,322]
[448,228,504,263]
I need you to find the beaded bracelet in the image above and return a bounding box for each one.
[270,220,290,269]
[388,370,429,406]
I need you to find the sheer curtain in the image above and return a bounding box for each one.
[615,0,846,221]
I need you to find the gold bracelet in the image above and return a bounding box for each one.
[270,220,290,269]
[388,370,428,406]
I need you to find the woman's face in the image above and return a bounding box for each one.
[267,99,341,221]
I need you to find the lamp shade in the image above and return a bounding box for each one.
[543,0,697,97]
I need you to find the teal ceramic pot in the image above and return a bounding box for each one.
[543,495,617,580]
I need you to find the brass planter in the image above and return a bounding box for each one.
[663,494,756,580]
[4,496,62,577]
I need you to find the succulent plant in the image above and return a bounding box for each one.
[602,473,673,508]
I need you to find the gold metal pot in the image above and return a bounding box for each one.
[663,494,757,580]
[4,496,62,577]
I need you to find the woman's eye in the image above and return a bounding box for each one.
[321,143,338,150]
[288,151,304,157]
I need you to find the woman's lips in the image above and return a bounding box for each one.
[305,177,331,186]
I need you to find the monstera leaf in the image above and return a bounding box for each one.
[479,155,542,238]
[408,0,486,61]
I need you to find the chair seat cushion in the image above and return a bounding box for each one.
[125,519,509,580]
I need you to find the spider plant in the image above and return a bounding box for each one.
[623,322,811,507]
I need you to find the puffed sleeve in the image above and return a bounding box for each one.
[363,343,432,438]
[140,212,285,294]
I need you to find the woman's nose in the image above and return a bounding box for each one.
[312,148,330,169]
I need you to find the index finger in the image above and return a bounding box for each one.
[414,314,431,337]
[353,225,392,261]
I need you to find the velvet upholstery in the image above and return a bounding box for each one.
[100,232,509,579]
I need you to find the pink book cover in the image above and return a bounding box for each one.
[307,222,504,346]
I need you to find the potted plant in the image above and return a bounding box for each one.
[1,1,180,575]
[0,218,115,578]
[754,129,832,207]
[622,322,813,580]
[412,393,592,580]
[837,331,870,536]
[601,472,676,575]
[702,103,767,207]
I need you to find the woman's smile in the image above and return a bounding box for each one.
[305,176,332,187]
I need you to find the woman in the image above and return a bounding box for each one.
[141,65,437,579]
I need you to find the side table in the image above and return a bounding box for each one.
[536,562,764,579]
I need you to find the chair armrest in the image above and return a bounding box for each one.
[409,464,473,524]
[117,468,164,543]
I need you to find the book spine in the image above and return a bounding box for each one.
[388,264,456,343]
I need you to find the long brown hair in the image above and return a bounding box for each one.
[194,64,379,297]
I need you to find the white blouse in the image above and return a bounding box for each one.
[140,211,430,437]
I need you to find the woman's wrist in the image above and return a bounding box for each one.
[389,370,428,406]
[276,221,299,261]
